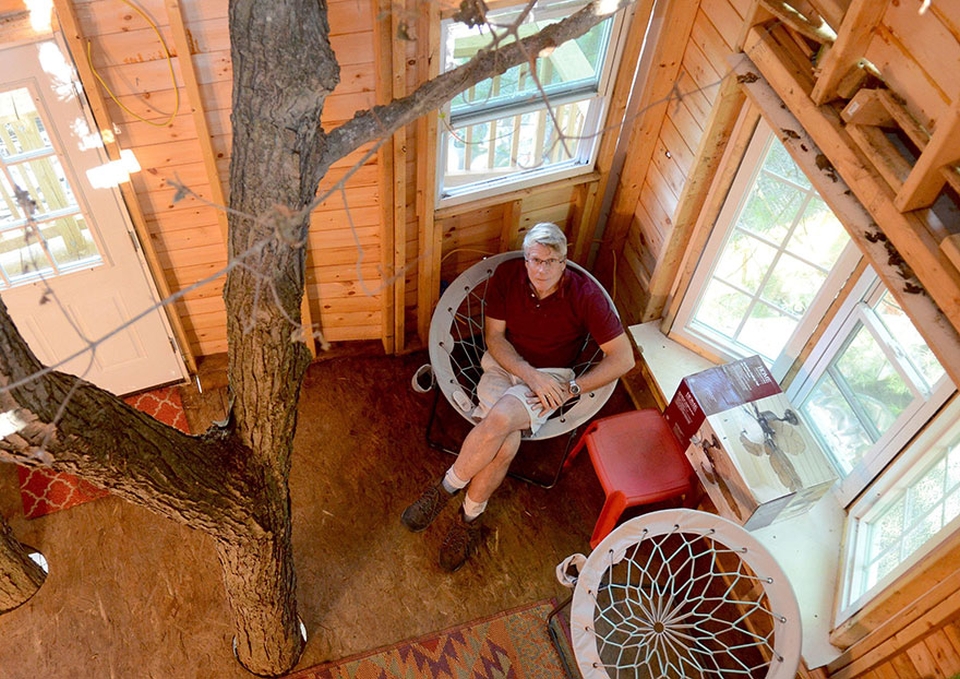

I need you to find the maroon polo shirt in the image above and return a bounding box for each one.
[485,258,624,369]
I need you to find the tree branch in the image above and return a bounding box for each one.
[0,298,262,536]
[320,0,635,172]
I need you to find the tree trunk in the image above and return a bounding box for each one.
[219,0,340,673]
[0,516,45,613]
[0,294,284,671]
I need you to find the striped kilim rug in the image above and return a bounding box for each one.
[286,599,574,679]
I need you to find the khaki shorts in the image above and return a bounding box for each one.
[472,351,575,436]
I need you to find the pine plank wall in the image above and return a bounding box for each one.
[3,0,960,676]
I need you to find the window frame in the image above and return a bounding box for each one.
[671,119,861,377]
[667,101,960,635]
[786,268,954,506]
[0,79,105,287]
[435,0,630,208]
[836,394,960,625]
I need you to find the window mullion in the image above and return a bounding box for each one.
[449,83,599,128]
[859,305,927,400]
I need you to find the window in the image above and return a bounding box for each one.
[787,270,952,504]
[0,84,101,287]
[785,266,956,619]
[839,396,960,618]
[668,88,960,638]
[673,121,859,372]
[437,0,627,204]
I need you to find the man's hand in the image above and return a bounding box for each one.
[524,371,569,413]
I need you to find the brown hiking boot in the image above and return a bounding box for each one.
[401,481,456,532]
[439,508,482,572]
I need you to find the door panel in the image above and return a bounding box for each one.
[0,39,187,395]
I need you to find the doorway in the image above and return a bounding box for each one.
[0,38,187,395]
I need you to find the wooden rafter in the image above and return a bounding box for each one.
[578,0,656,265]
[644,71,746,322]
[374,0,400,353]
[734,55,960,390]
[810,0,887,105]
[390,3,407,353]
[163,0,227,243]
[744,25,960,371]
[805,0,847,31]
[758,0,836,44]
[596,0,700,289]
[895,98,960,212]
[840,87,960,269]
[661,101,761,334]
[416,0,441,346]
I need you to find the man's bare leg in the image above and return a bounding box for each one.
[402,394,534,571]
[451,394,530,500]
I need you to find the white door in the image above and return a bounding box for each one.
[0,39,187,395]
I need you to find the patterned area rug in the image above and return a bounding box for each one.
[286,599,575,679]
[17,385,190,519]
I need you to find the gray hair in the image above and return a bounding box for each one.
[522,222,567,258]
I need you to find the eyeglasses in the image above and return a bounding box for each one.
[525,256,566,270]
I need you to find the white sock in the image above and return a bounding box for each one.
[442,466,469,494]
[462,495,487,521]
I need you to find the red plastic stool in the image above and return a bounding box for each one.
[568,409,699,548]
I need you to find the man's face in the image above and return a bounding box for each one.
[524,243,566,296]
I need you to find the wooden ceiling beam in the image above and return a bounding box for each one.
[804,0,847,32]
[580,0,656,267]
[415,0,441,346]
[895,99,960,212]
[758,0,836,44]
[645,72,746,323]
[596,0,700,286]
[744,24,960,348]
[810,0,887,105]
[734,49,960,389]
[163,0,227,244]
[840,87,960,224]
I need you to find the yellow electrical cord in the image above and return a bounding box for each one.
[85,0,180,127]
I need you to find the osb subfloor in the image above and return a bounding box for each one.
[0,345,657,678]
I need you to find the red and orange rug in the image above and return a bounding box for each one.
[16,385,190,519]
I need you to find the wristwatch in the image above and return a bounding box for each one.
[568,379,582,396]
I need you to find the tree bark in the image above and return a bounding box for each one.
[219,0,341,673]
[0,289,297,675]
[319,0,633,176]
[0,515,45,613]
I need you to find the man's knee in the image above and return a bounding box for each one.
[484,395,530,432]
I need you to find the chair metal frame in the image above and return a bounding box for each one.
[552,508,803,678]
[425,251,619,488]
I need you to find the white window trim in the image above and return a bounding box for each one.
[672,120,860,378]
[435,0,630,208]
[835,394,960,625]
[786,268,954,506]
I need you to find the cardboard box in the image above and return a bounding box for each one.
[665,357,838,530]
[663,355,781,445]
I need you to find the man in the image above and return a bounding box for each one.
[401,222,635,571]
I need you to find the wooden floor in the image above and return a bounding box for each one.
[0,344,658,677]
